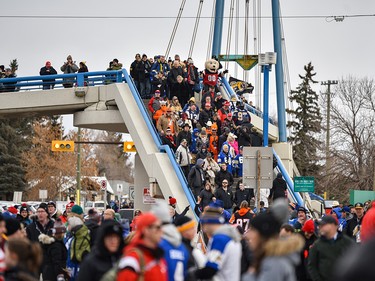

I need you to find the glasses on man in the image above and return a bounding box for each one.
[222,182,228,185]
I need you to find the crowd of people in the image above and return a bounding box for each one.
[0,197,374,281]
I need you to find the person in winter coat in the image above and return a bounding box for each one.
[236,125,252,147]
[175,139,191,179]
[176,123,192,147]
[197,182,216,211]
[152,201,189,281]
[4,238,42,281]
[202,152,220,187]
[242,212,304,281]
[161,128,177,152]
[214,179,234,213]
[217,144,233,174]
[66,210,91,281]
[60,55,78,88]
[269,173,287,202]
[192,207,242,281]
[26,203,55,243]
[170,96,183,113]
[174,216,205,280]
[229,200,255,234]
[234,180,254,207]
[170,75,190,106]
[38,219,68,281]
[117,212,167,281]
[333,201,375,281]
[345,202,365,242]
[195,143,209,161]
[77,220,125,281]
[215,163,234,187]
[188,158,206,198]
[307,215,354,281]
[16,205,32,227]
[84,209,101,247]
[199,103,215,128]
[296,219,317,281]
[40,61,58,90]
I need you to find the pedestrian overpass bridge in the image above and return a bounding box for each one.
[0,70,317,219]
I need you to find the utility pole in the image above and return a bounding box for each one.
[76,128,82,206]
[321,80,338,193]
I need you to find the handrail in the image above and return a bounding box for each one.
[273,148,304,207]
[0,70,124,89]
[122,69,198,219]
[220,76,276,125]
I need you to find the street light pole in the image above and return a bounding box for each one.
[259,52,277,147]
[321,80,338,182]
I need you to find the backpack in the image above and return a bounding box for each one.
[70,225,91,263]
[100,248,145,281]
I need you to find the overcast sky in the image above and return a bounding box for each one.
[1,0,375,130]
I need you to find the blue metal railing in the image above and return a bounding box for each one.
[220,76,276,125]
[0,70,124,91]
[273,149,304,206]
[122,70,198,219]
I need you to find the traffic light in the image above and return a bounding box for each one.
[51,140,75,152]
[123,141,136,152]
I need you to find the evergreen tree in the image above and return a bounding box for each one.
[0,120,27,200]
[287,62,322,176]
[9,59,18,75]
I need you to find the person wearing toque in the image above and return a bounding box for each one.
[26,202,54,242]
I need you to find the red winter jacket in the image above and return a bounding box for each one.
[117,239,167,281]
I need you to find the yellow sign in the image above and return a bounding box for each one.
[219,55,258,70]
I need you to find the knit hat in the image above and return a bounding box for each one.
[47,201,56,208]
[71,205,83,215]
[302,219,315,233]
[169,197,177,206]
[134,213,159,235]
[68,216,83,229]
[7,206,18,215]
[151,200,171,224]
[250,212,281,239]
[361,201,375,242]
[6,218,21,236]
[174,216,196,233]
[52,218,66,235]
[38,203,49,215]
[200,207,225,225]
[297,207,307,214]
[20,205,28,213]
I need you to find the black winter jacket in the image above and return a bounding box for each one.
[214,187,234,209]
[77,220,125,281]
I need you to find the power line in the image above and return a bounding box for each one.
[0,14,374,20]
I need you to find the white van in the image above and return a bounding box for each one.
[85,201,106,214]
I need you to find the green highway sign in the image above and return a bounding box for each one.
[294,176,315,192]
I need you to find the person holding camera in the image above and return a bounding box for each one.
[60,55,78,88]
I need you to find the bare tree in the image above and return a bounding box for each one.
[320,76,375,202]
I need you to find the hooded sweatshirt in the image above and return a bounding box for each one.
[159,224,189,281]
[77,220,125,281]
[196,224,242,281]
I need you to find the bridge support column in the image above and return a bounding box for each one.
[273,143,294,177]
[134,154,152,212]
